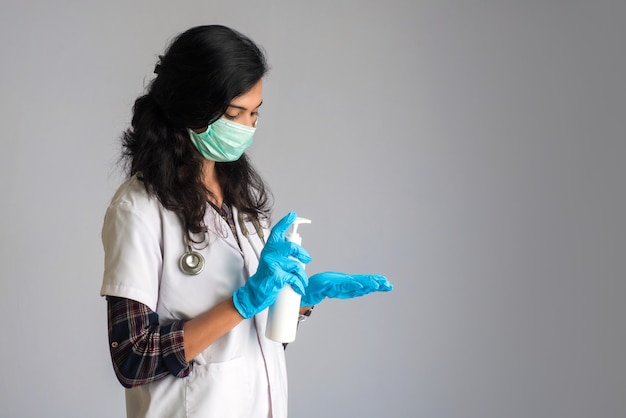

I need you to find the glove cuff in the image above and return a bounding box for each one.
[232,289,254,319]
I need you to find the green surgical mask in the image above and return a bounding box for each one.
[188,118,255,162]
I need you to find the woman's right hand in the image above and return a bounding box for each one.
[233,212,311,319]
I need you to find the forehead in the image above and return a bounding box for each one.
[229,79,263,109]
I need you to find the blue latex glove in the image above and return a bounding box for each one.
[301,272,393,307]
[233,212,311,319]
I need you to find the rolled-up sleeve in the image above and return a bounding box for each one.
[107,296,192,388]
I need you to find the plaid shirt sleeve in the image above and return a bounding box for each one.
[106,296,192,388]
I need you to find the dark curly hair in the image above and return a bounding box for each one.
[121,25,272,237]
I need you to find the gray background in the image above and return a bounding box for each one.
[1,1,624,417]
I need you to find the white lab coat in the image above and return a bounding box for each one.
[100,175,288,418]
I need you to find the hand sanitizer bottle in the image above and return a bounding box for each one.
[266,217,311,343]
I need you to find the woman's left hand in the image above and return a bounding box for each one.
[300,272,393,307]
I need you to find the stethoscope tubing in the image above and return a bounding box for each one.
[179,213,265,275]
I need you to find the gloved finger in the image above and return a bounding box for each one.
[352,274,393,292]
[328,281,366,299]
[306,272,361,298]
[377,276,393,291]
[308,272,393,298]
[263,253,309,291]
[281,260,309,294]
[273,267,308,295]
[300,277,364,306]
[314,272,393,292]
[266,212,297,245]
[267,241,312,264]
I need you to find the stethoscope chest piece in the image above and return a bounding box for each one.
[179,246,205,275]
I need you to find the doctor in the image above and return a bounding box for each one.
[100,25,392,418]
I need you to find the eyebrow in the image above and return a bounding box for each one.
[227,100,263,111]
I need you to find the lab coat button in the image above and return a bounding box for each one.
[111,341,119,348]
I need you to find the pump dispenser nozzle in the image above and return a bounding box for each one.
[285,217,311,246]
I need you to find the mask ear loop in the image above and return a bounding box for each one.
[179,235,205,275]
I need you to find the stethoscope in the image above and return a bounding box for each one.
[179,211,266,275]
[179,241,205,275]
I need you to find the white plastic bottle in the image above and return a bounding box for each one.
[265,217,311,343]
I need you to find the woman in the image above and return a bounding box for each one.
[100,25,392,418]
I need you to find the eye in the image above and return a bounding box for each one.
[224,113,238,120]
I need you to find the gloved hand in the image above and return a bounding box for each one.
[233,212,311,319]
[300,272,393,307]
